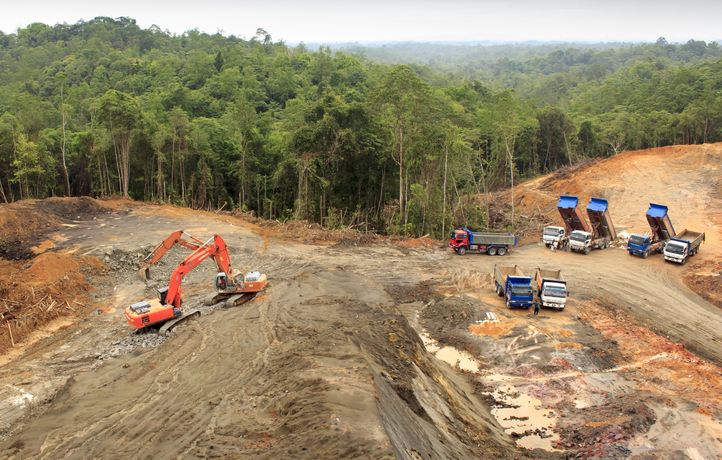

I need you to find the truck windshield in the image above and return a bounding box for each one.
[665,244,685,255]
[543,228,560,236]
[543,287,567,298]
[629,235,647,245]
[510,285,532,296]
[569,233,586,242]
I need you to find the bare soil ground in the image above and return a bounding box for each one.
[0,143,720,459]
[494,142,722,305]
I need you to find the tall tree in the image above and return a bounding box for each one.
[98,90,139,198]
[376,65,431,231]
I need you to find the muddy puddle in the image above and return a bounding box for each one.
[419,330,480,373]
[484,384,560,451]
[418,326,563,451]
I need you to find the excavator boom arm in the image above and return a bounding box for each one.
[164,235,232,308]
[142,230,206,267]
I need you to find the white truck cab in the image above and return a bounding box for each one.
[539,281,567,309]
[663,239,687,264]
[568,230,592,254]
[542,226,566,247]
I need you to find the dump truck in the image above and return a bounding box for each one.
[450,228,517,256]
[663,229,705,264]
[569,198,616,254]
[627,203,676,258]
[534,268,567,309]
[542,196,591,249]
[494,264,534,308]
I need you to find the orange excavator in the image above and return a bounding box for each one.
[125,231,267,334]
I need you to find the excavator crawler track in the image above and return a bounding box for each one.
[223,292,257,308]
[205,293,228,306]
[158,308,202,336]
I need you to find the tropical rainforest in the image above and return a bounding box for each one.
[1,18,721,236]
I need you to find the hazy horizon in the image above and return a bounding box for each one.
[1,0,720,44]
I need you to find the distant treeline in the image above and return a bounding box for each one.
[0,19,720,237]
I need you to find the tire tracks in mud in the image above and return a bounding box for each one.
[1,243,532,459]
[457,245,722,365]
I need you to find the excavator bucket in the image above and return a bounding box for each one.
[138,266,151,282]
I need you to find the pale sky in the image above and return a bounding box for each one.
[0,0,719,43]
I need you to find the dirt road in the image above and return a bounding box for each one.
[457,245,722,364]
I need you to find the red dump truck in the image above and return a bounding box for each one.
[450,228,517,256]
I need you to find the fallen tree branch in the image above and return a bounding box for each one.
[6,321,14,347]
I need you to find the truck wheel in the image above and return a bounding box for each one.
[487,247,497,256]
[458,247,466,255]
[497,247,507,256]
[496,285,503,297]
[584,247,590,255]
[681,257,687,265]
[643,251,649,259]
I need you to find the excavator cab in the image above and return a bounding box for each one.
[215,270,248,292]
[215,272,229,291]
[158,286,169,304]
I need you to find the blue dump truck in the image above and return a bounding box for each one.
[569,198,616,254]
[627,203,676,258]
[542,195,591,249]
[494,265,534,308]
[449,228,517,256]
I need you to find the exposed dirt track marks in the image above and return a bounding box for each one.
[1,143,721,459]
[0,231,523,458]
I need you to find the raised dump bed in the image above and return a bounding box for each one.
[586,198,616,241]
[557,195,590,233]
[646,203,675,242]
[628,203,676,258]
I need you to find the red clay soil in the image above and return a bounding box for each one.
[0,253,104,353]
[0,198,111,353]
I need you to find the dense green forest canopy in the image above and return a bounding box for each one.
[1,18,721,237]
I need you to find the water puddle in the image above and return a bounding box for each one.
[419,330,480,373]
[435,346,480,373]
[485,384,560,451]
